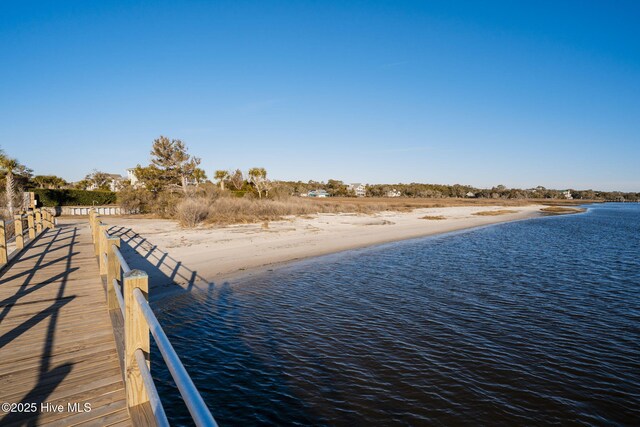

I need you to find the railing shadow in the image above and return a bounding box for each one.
[0,224,78,426]
[107,226,212,303]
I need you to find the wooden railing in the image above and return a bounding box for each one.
[0,208,56,269]
[89,209,217,427]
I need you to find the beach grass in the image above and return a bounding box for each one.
[540,206,586,215]
[472,209,519,216]
[421,215,447,220]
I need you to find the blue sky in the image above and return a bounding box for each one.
[1,1,638,191]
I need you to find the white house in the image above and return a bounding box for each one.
[127,168,140,187]
[348,183,367,197]
[386,189,402,198]
[563,190,573,200]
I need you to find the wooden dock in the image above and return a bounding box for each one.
[0,220,131,426]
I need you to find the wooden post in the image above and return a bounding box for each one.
[35,209,43,234]
[0,220,7,265]
[106,236,121,311]
[89,209,95,240]
[29,192,36,209]
[27,210,36,240]
[124,270,150,408]
[46,209,56,230]
[93,216,101,256]
[99,223,109,275]
[42,210,49,229]
[14,215,24,250]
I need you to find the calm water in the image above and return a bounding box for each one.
[152,203,640,426]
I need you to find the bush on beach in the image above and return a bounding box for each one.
[176,197,210,227]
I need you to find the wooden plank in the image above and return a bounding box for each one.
[0,220,131,426]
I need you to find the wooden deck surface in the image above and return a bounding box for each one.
[0,221,131,426]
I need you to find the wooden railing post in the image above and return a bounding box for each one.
[99,223,109,275]
[35,209,43,234]
[89,209,95,241]
[27,210,36,240]
[93,216,101,256]
[124,270,150,408]
[0,220,7,265]
[14,215,24,250]
[42,210,49,229]
[106,235,121,311]
[46,209,56,229]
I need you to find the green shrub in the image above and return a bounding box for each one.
[33,189,117,207]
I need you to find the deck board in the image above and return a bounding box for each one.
[0,221,132,426]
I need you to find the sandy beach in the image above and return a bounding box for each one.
[93,205,549,298]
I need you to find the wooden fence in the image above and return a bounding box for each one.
[0,208,56,269]
[89,209,217,427]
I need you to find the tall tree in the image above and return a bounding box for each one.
[214,170,229,190]
[85,170,112,191]
[192,168,207,186]
[0,151,31,215]
[229,169,244,191]
[32,175,68,189]
[136,136,201,192]
[248,167,270,199]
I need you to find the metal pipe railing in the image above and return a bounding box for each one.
[112,279,126,318]
[90,207,217,427]
[134,288,218,427]
[134,348,170,427]
[113,246,131,274]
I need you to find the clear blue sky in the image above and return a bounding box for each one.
[1,1,638,191]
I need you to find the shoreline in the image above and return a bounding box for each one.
[95,205,569,301]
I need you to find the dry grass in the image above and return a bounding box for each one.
[472,209,518,216]
[421,215,447,220]
[540,206,586,215]
[204,197,390,225]
[176,198,210,227]
[163,195,594,227]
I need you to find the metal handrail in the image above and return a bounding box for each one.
[133,288,218,427]
[134,348,170,427]
[113,245,131,274]
[112,279,125,318]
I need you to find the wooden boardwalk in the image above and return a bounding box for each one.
[0,221,131,426]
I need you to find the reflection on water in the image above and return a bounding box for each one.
[152,203,640,426]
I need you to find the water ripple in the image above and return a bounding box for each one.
[153,204,640,426]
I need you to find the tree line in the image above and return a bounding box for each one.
[1,138,639,220]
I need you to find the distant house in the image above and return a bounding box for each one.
[466,191,476,198]
[563,190,573,200]
[127,168,140,187]
[348,183,367,197]
[308,189,329,198]
[386,189,402,198]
